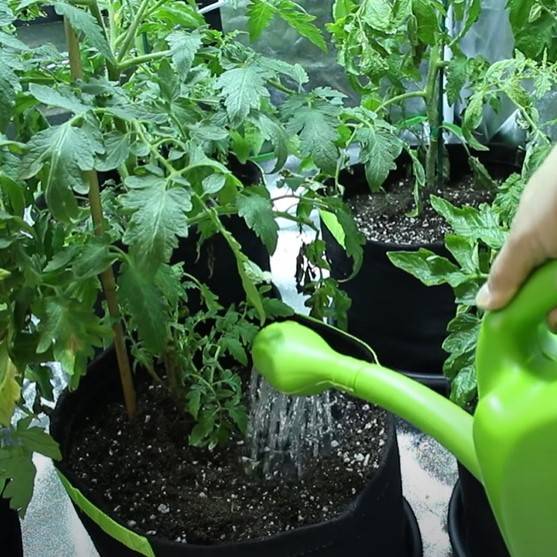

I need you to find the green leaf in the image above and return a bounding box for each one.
[363,0,392,30]
[387,249,468,288]
[28,84,88,114]
[122,176,191,270]
[262,297,295,317]
[450,365,477,408]
[446,55,468,105]
[189,412,215,446]
[0,446,36,516]
[36,298,106,376]
[54,3,114,62]
[0,175,25,218]
[258,114,288,172]
[118,260,168,354]
[14,421,61,460]
[463,91,484,131]
[0,0,14,25]
[445,234,478,273]
[227,405,248,433]
[442,312,480,358]
[247,0,276,41]
[222,336,248,365]
[0,343,20,426]
[202,174,226,196]
[237,186,278,254]
[276,0,327,51]
[217,65,270,125]
[95,131,129,172]
[430,195,505,249]
[284,98,340,173]
[166,31,202,76]
[412,0,438,44]
[72,237,117,280]
[186,388,201,420]
[21,122,103,222]
[357,124,403,191]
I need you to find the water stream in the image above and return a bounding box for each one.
[246,369,334,478]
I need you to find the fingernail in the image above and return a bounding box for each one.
[475,283,492,309]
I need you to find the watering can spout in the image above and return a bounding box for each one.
[252,321,480,480]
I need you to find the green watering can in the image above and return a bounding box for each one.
[252,260,557,557]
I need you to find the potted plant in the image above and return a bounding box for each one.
[389,50,557,556]
[3,1,421,554]
[309,0,525,388]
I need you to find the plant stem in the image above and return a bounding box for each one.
[64,18,83,80]
[377,89,426,112]
[116,0,151,63]
[424,43,442,201]
[86,171,137,417]
[118,49,171,70]
[64,18,137,418]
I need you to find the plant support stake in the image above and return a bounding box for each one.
[63,18,137,418]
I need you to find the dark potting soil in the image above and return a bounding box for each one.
[348,176,494,244]
[67,381,388,545]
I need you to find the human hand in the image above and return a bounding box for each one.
[476,145,557,322]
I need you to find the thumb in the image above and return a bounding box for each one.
[476,235,544,311]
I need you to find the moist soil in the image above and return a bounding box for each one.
[348,176,494,244]
[67,380,389,545]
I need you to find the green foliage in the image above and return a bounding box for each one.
[507,0,557,61]
[389,169,534,409]
[246,0,327,51]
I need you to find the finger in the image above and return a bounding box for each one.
[547,308,557,332]
[476,234,544,311]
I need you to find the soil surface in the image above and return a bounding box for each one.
[348,176,494,244]
[67,380,389,545]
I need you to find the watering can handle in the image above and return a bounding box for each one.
[478,260,557,382]
[487,260,557,334]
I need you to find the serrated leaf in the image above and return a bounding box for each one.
[14,421,61,460]
[276,0,327,51]
[29,84,88,114]
[0,31,29,51]
[284,98,340,173]
[21,122,103,222]
[247,0,276,41]
[222,336,247,365]
[0,446,36,516]
[122,176,191,270]
[202,174,226,195]
[118,260,167,354]
[54,3,114,62]
[217,64,270,125]
[36,297,107,376]
[357,125,403,191]
[445,235,477,273]
[262,297,294,317]
[430,195,505,249]
[0,343,20,426]
[186,388,201,419]
[237,186,278,254]
[363,0,392,30]
[72,237,117,279]
[412,0,438,44]
[258,114,288,172]
[442,312,480,358]
[446,55,468,105]
[387,249,468,288]
[0,0,14,25]
[166,31,202,76]
[95,131,129,172]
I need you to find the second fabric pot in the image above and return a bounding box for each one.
[448,463,510,557]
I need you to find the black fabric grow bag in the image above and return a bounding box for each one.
[0,494,23,557]
[50,316,422,557]
[448,463,509,557]
[323,144,522,390]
